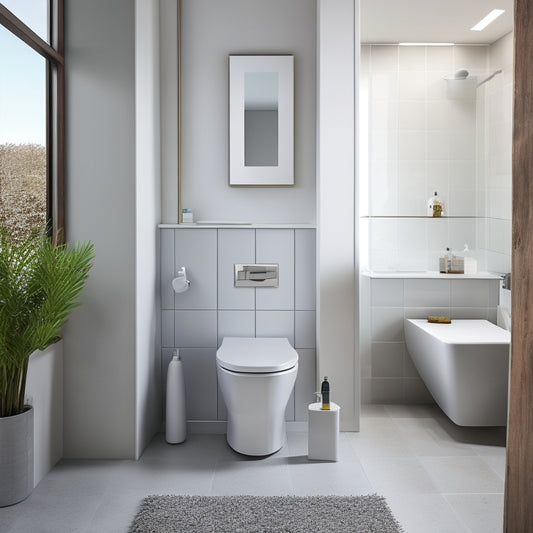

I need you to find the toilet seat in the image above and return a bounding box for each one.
[216,337,298,373]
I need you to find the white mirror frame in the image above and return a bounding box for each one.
[229,55,294,186]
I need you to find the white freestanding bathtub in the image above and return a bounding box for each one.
[404,319,510,426]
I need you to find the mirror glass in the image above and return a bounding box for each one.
[244,72,278,166]
[229,55,294,186]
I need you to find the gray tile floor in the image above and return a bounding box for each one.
[0,404,506,533]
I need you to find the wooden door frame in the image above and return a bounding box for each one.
[504,0,533,529]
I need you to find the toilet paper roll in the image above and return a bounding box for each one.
[172,276,190,293]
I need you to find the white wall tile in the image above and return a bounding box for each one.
[453,45,488,72]
[180,348,218,420]
[427,100,451,130]
[398,131,426,160]
[427,70,449,100]
[174,229,217,310]
[450,307,489,320]
[372,342,405,378]
[398,100,425,130]
[371,279,404,307]
[403,378,433,404]
[217,229,255,310]
[403,349,420,378]
[175,310,217,348]
[398,159,426,216]
[371,378,404,403]
[217,310,255,346]
[426,160,450,202]
[256,310,295,346]
[256,229,295,310]
[370,160,398,216]
[160,229,175,310]
[397,219,427,255]
[295,229,316,310]
[426,46,453,72]
[399,71,426,99]
[399,46,426,71]
[371,45,398,72]
[161,310,175,348]
[449,218,476,252]
[427,130,450,160]
[294,349,317,421]
[404,279,450,307]
[295,310,316,349]
[371,307,405,341]
[450,280,490,307]
[371,72,398,101]
[404,307,450,320]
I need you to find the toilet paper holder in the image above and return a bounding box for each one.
[172,266,191,293]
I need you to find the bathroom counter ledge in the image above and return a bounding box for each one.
[363,271,502,280]
[159,223,316,229]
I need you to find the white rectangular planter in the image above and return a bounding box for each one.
[26,340,63,486]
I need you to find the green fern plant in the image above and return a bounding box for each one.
[0,228,95,418]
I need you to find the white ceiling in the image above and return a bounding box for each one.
[361,0,514,44]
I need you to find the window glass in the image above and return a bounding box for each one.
[0,0,49,43]
[0,25,47,241]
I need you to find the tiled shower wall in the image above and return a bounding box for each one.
[359,44,488,272]
[160,227,316,423]
[360,275,501,404]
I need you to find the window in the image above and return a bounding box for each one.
[0,1,64,242]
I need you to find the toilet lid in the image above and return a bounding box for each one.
[216,337,298,373]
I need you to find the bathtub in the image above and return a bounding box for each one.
[404,318,510,426]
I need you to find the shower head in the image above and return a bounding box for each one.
[444,69,469,81]
[453,69,469,80]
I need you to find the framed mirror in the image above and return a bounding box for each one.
[229,55,294,186]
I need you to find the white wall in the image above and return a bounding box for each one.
[160,0,179,224]
[135,0,163,458]
[64,0,137,458]
[360,44,488,272]
[177,0,316,223]
[317,0,358,431]
[477,32,513,274]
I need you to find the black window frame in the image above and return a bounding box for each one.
[0,1,64,241]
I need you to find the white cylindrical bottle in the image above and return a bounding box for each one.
[166,349,187,444]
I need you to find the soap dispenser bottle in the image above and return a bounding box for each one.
[166,349,187,444]
[321,377,330,410]
[427,191,443,217]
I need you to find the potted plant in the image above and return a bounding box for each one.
[0,228,94,506]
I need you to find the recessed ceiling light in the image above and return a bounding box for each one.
[399,43,455,46]
[471,9,505,31]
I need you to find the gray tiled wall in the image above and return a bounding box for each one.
[160,228,316,422]
[360,275,500,404]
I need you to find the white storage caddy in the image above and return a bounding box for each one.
[307,402,340,461]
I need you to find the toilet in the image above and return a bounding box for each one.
[216,337,298,456]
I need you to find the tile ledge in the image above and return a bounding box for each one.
[159,223,316,229]
[362,270,502,280]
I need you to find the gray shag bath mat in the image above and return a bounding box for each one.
[129,494,403,533]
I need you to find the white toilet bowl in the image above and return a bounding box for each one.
[216,337,298,456]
